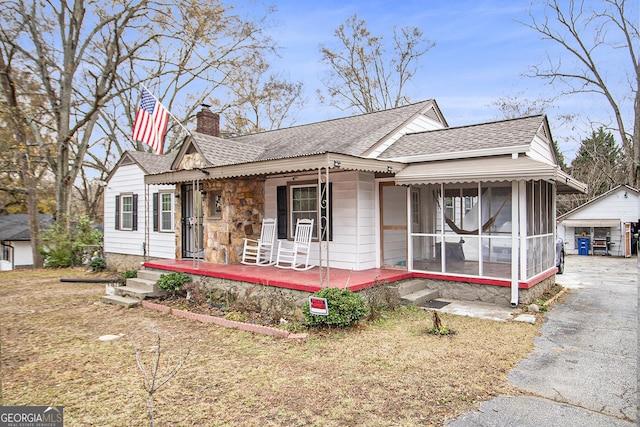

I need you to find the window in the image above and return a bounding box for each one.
[115,194,137,231]
[207,190,222,219]
[444,197,454,221]
[291,185,318,238]
[122,195,133,229]
[153,192,174,232]
[160,193,173,231]
[115,193,138,231]
[277,183,332,241]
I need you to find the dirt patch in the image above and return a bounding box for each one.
[1,268,540,426]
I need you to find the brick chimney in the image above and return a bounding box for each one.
[196,107,220,137]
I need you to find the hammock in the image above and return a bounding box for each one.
[444,198,508,235]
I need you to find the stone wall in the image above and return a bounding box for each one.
[518,275,556,305]
[166,271,307,321]
[202,178,266,264]
[404,275,557,306]
[104,252,147,271]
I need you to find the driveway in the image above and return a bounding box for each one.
[447,255,638,427]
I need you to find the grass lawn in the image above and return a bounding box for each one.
[0,268,539,426]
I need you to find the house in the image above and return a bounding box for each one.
[557,185,639,257]
[103,150,178,270]
[0,213,54,269]
[128,99,586,306]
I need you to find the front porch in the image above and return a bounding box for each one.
[141,259,557,306]
[143,259,413,293]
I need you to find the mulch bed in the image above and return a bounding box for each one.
[151,294,280,327]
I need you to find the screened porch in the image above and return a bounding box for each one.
[405,180,557,282]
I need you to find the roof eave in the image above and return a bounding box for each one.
[385,144,531,163]
[144,153,406,185]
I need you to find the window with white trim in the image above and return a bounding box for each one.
[160,192,173,232]
[290,185,318,238]
[121,194,134,230]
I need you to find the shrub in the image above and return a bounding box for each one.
[88,257,107,272]
[362,282,400,322]
[40,214,103,268]
[156,272,191,295]
[302,288,369,328]
[119,269,138,284]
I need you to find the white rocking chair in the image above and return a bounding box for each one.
[241,218,277,266]
[275,218,315,271]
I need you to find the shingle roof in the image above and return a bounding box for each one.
[0,214,54,241]
[126,150,178,174]
[226,100,434,161]
[191,133,266,166]
[378,115,545,159]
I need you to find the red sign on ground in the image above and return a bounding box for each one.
[309,297,329,316]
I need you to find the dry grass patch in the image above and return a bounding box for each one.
[0,269,538,426]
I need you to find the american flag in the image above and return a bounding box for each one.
[131,88,169,155]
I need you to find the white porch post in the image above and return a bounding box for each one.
[406,185,412,270]
[519,181,527,282]
[510,181,520,306]
[318,164,330,287]
[145,184,150,262]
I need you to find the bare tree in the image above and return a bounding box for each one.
[522,0,639,187]
[0,0,279,224]
[0,63,54,266]
[82,0,279,214]
[491,94,569,169]
[223,58,305,136]
[318,14,435,114]
[0,0,159,225]
[131,334,190,427]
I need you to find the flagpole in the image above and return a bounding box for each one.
[141,83,192,137]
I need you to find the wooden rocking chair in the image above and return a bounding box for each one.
[241,218,277,266]
[275,218,315,270]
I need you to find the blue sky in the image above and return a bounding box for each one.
[232,0,634,163]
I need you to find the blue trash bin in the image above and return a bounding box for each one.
[577,237,590,255]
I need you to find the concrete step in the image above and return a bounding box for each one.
[400,288,440,306]
[137,270,165,281]
[397,279,431,297]
[126,277,160,293]
[115,286,158,300]
[101,295,140,308]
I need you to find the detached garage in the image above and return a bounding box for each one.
[557,185,639,257]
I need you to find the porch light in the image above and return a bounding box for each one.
[387,165,393,173]
[333,160,341,168]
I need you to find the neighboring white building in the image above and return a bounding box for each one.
[0,214,54,269]
[557,185,639,257]
[103,151,177,270]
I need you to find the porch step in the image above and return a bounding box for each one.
[101,295,140,308]
[397,279,432,297]
[137,270,165,281]
[397,279,439,306]
[114,273,166,300]
[126,277,163,293]
[400,288,440,307]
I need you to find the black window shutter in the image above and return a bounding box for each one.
[115,195,120,230]
[320,183,333,241]
[132,194,138,231]
[152,193,159,232]
[276,186,287,239]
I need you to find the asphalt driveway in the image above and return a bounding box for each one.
[447,255,638,427]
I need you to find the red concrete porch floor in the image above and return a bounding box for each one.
[142,259,414,293]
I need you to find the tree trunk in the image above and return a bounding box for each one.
[19,153,43,268]
[632,91,640,189]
